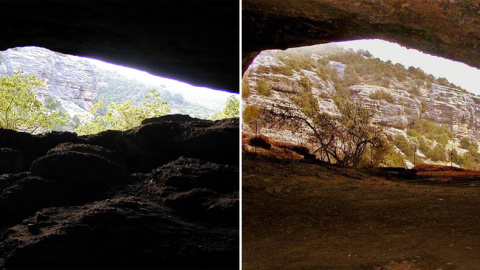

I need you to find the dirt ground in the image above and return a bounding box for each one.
[242,154,480,270]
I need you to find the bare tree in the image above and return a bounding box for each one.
[263,100,384,167]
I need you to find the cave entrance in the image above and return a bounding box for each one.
[242,39,480,169]
[0,46,238,135]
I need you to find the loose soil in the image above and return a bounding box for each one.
[243,154,480,270]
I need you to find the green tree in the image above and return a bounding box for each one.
[222,95,240,118]
[211,95,240,120]
[0,71,68,134]
[74,89,169,135]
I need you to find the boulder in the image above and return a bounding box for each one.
[30,151,129,187]
[129,118,239,166]
[0,176,67,218]
[47,142,123,166]
[153,157,238,193]
[84,129,174,172]
[0,197,239,269]
[0,117,239,269]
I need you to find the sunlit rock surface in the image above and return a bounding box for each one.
[0,47,98,115]
[0,115,239,269]
[243,50,480,149]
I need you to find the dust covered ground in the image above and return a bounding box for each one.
[243,154,480,270]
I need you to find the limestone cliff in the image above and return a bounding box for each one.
[243,45,480,167]
[0,47,98,116]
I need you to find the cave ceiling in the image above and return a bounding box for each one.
[0,1,239,93]
[243,0,480,74]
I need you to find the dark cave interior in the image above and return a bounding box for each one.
[242,0,480,74]
[0,1,239,93]
[0,2,239,269]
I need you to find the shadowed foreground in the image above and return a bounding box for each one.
[243,154,480,270]
[0,115,238,269]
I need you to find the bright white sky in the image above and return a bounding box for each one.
[87,58,229,93]
[336,39,480,95]
[86,58,235,109]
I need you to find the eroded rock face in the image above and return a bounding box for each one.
[153,157,238,193]
[30,151,129,186]
[0,47,98,114]
[0,195,238,269]
[243,0,480,74]
[0,116,239,269]
[243,50,480,147]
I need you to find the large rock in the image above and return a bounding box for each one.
[0,129,82,170]
[0,197,238,269]
[30,151,129,186]
[153,157,239,225]
[47,142,124,167]
[0,176,70,218]
[83,129,174,172]
[0,155,239,268]
[153,157,238,193]
[128,117,239,167]
[0,115,239,270]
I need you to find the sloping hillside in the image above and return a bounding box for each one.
[243,44,480,169]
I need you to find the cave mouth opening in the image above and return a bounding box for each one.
[0,46,238,135]
[242,39,480,169]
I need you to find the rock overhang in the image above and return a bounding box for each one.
[243,0,480,74]
[0,1,239,93]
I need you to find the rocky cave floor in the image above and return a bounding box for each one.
[0,115,239,269]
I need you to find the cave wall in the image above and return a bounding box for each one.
[0,1,239,93]
[243,0,480,73]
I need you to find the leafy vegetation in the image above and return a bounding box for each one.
[393,135,415,162]
[95,69,215,118]
[0,72,68,134]
[273,44,466,94]
[459,137,476,150]
[455,137,480,169]
[243,105,261,128]
[74,89,169,135]
[407,119,453,146]
[369,90,395,103]
[242,76,251,98]
[256,80,271,96]
[246,44,480,169]
[210,95,239,120]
